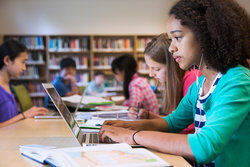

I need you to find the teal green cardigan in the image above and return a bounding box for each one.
[164,66,250,166]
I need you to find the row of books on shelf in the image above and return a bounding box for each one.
[32,99,44,107]
[21,67,39,79]
[93,56,115,67]
[5,36,45,50]
[94,38,133,51]
[104,78,121,88]
[49,55,89,69]
[4,35,155,52]
[27,82,43,94]
[49,37,89,52]
[50,72,89,85]
[137,53,145,59]
[138,60,149,73]
[49,72,119,88]
[27,52,45,65]
[137,38,153,51]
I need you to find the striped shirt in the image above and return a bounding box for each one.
[195,72,222,167]
[123,73,159,113]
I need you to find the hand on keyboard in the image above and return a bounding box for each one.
[99,125,138,145]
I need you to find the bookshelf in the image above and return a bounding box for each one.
[3,34,156,106]
[48,35,91,86]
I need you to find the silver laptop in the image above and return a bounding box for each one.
[42,83,105,146]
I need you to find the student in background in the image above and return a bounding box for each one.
[129,33,202,134]
[0,40,48,128]
[111,54,158,113]
[99,0,249,166]
[85,71,105,95]
[44,57,78,108]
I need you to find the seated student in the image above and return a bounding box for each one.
[0,39,48,128]
[111,54,159,113]
[85,71,105,95]
[44,57,78,108]
[99,0,249,166]
[129,33,202,134]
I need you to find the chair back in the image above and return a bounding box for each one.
[12,85,33,112]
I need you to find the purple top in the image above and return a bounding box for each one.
[0,85,18,123]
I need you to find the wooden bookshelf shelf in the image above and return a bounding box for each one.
[93,50,133,53]
[49,50,90,54]
[11,77,46,81]
[26,61,45,66]
[93,66,111,70]
[27,49,45,51]
[49,66,89,71]
[29,92,46,98]
[3,34,156,105]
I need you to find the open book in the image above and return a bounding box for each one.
[20,143,171,167]
[62,95,114,106]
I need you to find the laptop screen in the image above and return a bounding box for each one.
[43,83,84,146]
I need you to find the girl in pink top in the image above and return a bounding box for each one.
[111,54,159,114]
[129,33,201,134]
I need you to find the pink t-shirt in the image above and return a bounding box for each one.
[181,69,202,134]
[123,73,159,114]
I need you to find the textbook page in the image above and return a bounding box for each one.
[20,144,171,167]
[56,143,171,167]
[62,95,113,105]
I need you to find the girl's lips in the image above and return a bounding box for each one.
[173,55,181,62]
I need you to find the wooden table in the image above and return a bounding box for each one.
[0,119,191,167]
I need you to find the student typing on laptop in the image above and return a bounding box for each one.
[0,40,48,128]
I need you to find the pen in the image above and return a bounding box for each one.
[136,101,140,119]
[154,80,159,93]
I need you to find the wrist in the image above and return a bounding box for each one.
[132,130,142,145]
[21,112,26,119]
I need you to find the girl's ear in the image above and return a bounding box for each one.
[3,56,11,66]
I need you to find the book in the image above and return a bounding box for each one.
[75,110,130,120]
[62,95,114,106]
[49,36,89,52]
[20,143,171,167]
[94,38,133,51]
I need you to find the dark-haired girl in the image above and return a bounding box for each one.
[111,54,158,113]
[99,0,249,166]
[0,39,48,128]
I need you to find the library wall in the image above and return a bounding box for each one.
[0,0,249,35]
[0,0,175,35]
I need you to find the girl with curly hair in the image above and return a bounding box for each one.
[99,0,249,166]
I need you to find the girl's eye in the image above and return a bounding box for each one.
[168,38,172,42]
[175,36,181,41]
[155,68,160,71]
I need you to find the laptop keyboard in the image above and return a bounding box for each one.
[89,133,99,143]
[82,133,99,144]
[82,133,116,144]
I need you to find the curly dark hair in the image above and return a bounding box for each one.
[169,0,249,73]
